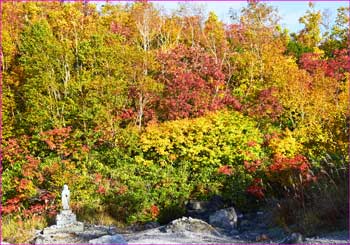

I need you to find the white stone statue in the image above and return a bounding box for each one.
[61,184,70,210]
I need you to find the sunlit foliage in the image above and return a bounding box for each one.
[2,2,348,237]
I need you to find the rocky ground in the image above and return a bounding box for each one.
[124,225,349,244]
[4,198,349,244]
[29,212,349,244]
[3,223,350,244]
[121,214,350,244]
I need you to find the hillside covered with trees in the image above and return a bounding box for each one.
[1,1,349,242]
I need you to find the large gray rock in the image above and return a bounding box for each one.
[89,234,127,244]
[164,217,220,235]
[209,207,238,229]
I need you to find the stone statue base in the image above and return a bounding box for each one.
[43,222,84,235]
[56,209,77,227]
[43,209,84,235]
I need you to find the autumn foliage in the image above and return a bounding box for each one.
[1,2,348,237]
[157,45,241,120]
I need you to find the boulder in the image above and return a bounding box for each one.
[164,217,220,235]
[185,195,225,220]
[89,234,127,244]
[209,207,238,229]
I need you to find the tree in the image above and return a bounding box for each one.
[18,20,68,132]
[320,7,350,57]
[297,2,322,52]
[175,3,205,47]
[2,2,41,137]
[203,12,227,64]
[129,2,163,129]
[157,45,240,121]
[227,2,286,102]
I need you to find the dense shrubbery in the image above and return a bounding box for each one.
[2,1,349,242]
[2,110,267,222]
[138,111,266,207]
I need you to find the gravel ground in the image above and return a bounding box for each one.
[124,228,244,244]
[304,231,350,244]
[3,225,349,244]
[123,224,349,244]
[7,212,348,244]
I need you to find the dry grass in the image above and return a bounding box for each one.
[272,154,349,236]
[2,215,47,244]
[2,207,124,244]
[74,204,125,228]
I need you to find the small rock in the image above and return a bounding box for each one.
[280,233,304,244]
[89,234,127,244]
[107,226,118,235]
[256,234,270,242]
[186,200,208,211]
[209,207,238,229]
[144,221,160,230]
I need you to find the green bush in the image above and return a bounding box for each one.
[133,110,267,212]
